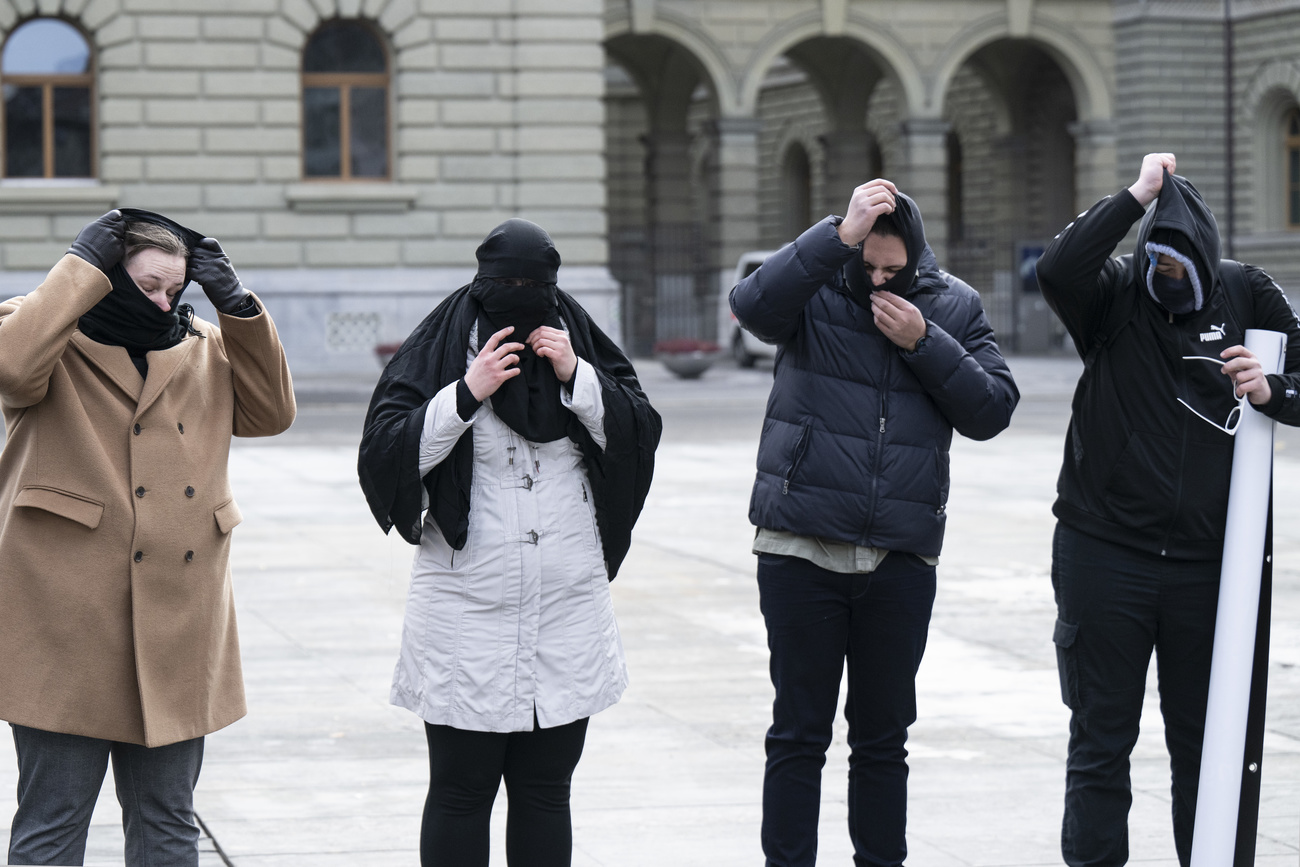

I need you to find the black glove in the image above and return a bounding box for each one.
[68,210,126,273]
[188,237,253,314]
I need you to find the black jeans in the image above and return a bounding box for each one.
[421,716,589,867]
[1052,523,1220,867]
[8,724,204,867]
[757,551,937,867]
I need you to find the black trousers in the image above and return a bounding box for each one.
[421,716,589,867]
[757,551,937,867]
[1051,523,1220,867]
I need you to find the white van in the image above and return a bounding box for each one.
[720,250,778,367]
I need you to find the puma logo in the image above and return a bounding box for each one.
[1200,323,1226,342]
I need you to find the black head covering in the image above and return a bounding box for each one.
[358,282,662,580]
[77,208,205,375]
[1132,169,1220,315]
[467,219,568,443]
[842,192,931,306]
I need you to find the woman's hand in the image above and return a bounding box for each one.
[528,325,577,383]
[464,326,525,400]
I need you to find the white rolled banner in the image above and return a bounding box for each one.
[1190,328,1286,867]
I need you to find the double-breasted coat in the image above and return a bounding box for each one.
[0,253,295,747]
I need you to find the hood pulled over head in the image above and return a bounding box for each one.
[842,190,940,305]
[1133,169,1220,316]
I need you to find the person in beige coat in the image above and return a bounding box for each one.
[0,209,295,866]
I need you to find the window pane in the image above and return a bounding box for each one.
[303,22,385,73]
[3,19,90,74]
[303,86,341,177]
[1292,188,1300,227]
[53,86,91,177]
[349,86,387,178]
[4,84,43,177]
[1291,147,1300,188]
[1290,111,1300,137]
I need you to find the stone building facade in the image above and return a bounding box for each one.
[0,0,1297,373]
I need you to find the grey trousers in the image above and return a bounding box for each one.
[8,724,204,867]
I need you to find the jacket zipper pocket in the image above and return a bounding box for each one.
[783,424,812,494]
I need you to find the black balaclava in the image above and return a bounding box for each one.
[1145,227,1205,316]
[842,193,927,308]
[466,218,569,443]
[78,208,205,377]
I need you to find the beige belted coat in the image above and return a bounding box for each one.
[0,254,295,747]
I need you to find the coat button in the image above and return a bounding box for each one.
[185,486,195,498]
[178,422,184,434]
[135,486,145,498]
[133,423,141,435]
[133,551,143,563]
[185,551,194,563]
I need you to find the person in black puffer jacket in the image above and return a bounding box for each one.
[1037,153,1300,867]
[730,178,1018,867]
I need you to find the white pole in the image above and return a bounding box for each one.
[1189,328,1285,867]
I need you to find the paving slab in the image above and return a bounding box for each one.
[2,356,1299,865]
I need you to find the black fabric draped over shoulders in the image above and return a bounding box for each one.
[357,285,661,580]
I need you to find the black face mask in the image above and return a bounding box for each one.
[467,276,569,443]
[78,263,190,376]
[1151,271,1196,315]
[843,252,914,308]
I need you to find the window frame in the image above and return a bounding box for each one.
[1286,108,1300,230]
[0,18,97,180]
[300,21,392,183]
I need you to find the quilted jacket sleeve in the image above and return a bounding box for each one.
[901,281,1019,441]
[729,216,859,345]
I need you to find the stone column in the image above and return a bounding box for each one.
[1069,119,1119,214]
[898,118,952,266]
[712,117,762,341]
[820,127,874,216]
[715,117,762,269]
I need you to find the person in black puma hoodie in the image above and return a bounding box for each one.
[1037,153,1300,867]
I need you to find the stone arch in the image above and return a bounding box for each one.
[1244,62,1300,232]
[737,10,924,119]
[603,12,734,118]
[930,12,1112,122]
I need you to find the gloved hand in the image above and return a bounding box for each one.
[188,237,252,314]
[67,210,126,272]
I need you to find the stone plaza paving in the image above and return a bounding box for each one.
[3,356,1300,865]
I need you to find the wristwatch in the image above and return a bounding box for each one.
[907,328,929,354]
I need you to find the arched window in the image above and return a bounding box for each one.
[781,143,812,239]
[2,18,94,178]
[302,20,389,180]
[1287,108,1300,229]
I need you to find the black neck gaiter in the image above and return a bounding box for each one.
[78,263,189,376]
[468,276,569,443]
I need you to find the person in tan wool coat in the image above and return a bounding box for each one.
[0,209,295,866]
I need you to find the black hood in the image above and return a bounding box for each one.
[1132,169,1221,314]
[475,217,561,285]
[841,190,948,301]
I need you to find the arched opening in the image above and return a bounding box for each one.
[942,39,1079,352]
[781,141,813,239]
[751,36,895,247]
[301,20,390,180]
[2,18,94,178]
[605,34,722,354]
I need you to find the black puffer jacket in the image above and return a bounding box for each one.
[730,197,1018,558]
[1038,175,1300,559]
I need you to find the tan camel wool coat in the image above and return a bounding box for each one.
[0,254,295,747]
